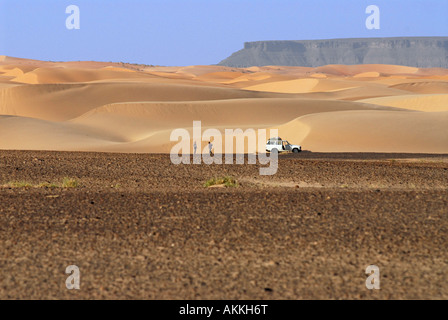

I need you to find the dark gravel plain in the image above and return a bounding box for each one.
[0,151,447,300]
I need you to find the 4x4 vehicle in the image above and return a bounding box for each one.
[266,137,302,153]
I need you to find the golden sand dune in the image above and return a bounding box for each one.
[70,98,398,141]
[249,66,313,77]
[0,56,44,65]
[414,68,448,77]
[0,65,38,75]
[0,56,447,153]
[101,66,137,73]
[194,71,246,83]
[145,71,191,80]
[314,64,419,76]
[244,79,320,93]
[0,83,19,90]
[0,98,400,153]
[278,111,448,153]
[11,67,159,84]
[359,94,448,112]
[224,73,273,84]
[243,77,403,96]
[0,82,296,121]
[2,68,26,77]
[175,65,239,77]
[310,73,328,79]
[0,115,120,151]
[353,72,381,78]
[290,85,411,102]
[389,81,448,94]
[224,74,295,89]
[0,55,141,71]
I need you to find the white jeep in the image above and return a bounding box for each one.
[266,137,302,153]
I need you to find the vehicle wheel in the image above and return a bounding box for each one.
[271,149,279,154]
[293,148,301,153]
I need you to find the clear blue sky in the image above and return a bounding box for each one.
[0,0,447,66]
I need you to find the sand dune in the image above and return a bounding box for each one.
[226,73,273,83]
[0,98,401,153]
[243,78,371,94]
[243,77,412,98]
[247,66,313,77]
[353,72,381,78]
[175,65,239,77]
[0,65,38,75]
[359,94,448,112]
[0,56,447,153]
[71,98,398,140]
[11,67,159,84]
[244,79,320,93]
[0,115,120,151]
[278,111,448,153]
[2,68,26,77]
[291,85,414,102]
[194,71,246,83]
[314,64,419,76]
[0,82,299,121]
[0,55,142,71]
[389,81,448,94]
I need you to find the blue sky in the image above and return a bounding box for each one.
[0,0,447,66]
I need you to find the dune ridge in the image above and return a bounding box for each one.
[359,94,448,112]
[278,111,448,153]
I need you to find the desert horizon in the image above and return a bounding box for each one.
[1,55,447,155]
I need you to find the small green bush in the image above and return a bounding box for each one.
[204,176,238,188]
[62,177,79,188]
[8,181,33,188]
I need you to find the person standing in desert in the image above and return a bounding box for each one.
[193,141,197,155]
[208,141,213,156]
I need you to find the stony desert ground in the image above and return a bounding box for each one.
[0,55,447,153]
[0,56,447,300]
[0,151,447,299]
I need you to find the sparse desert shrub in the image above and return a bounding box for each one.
[8,181,33,188]
[37,182,59,188]
[62,177,80,188]
[204,176,238,188]
[3,178,81,189]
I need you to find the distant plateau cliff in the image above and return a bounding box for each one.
[218,37,448,68]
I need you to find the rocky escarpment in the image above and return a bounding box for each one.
[218,37,448,68]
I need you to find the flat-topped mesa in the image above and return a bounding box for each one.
[218,37,448,68]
